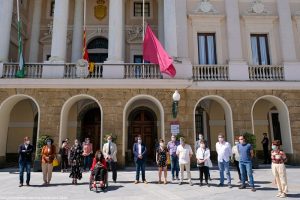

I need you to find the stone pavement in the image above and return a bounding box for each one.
[0,166,299,200]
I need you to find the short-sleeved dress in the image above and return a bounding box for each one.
[156,147,169,167]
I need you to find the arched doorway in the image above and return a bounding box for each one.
[123,95,164,166]
[251,95,292,155]
[0,95,40,166]
[87,37,108,63]
[128,107,157,164]
[194,95,234,153]
[59,95,103,154]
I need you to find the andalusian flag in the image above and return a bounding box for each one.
[16,0,25,78]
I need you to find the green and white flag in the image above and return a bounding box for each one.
[16,0,25,78]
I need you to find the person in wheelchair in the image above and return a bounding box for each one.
[90,150,107,188]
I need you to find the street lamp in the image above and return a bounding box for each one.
[172,90,180,119]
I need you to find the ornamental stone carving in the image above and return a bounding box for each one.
[248,0,270,15]
[194,0,217,14]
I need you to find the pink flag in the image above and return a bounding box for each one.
[143,25,176,78]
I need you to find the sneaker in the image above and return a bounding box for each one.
[143,180,148,184]
[134,180,139,184]
[218,183,224,187]
[239,185,246,189]
[276,193,282,197]
[251,187,256,192]
[18,183,23,187]
[279,193,286,198]
[228,184,233,188]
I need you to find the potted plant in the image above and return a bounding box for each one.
[33,135,50,172]
[242,132,259,169]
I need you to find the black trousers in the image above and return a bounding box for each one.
[107,161,117,181]
[93,167,107,181]
[263,147,270,163]
[199,166,209,183]
[61,155,68,170]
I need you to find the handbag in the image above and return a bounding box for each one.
[53,158,59,167]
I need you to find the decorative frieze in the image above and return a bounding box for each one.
[194,0,217,14]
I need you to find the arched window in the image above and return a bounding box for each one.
[87,37,108,63]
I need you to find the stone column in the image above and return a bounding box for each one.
[277,0,300,80]
[71,0,84,62]
[49,0,70,62]
[106,0,124,63]
[29,0,42,62]
[164,0,177,57]
[0,0,14,62]
[158,0,164,45]
[225,0,249,80]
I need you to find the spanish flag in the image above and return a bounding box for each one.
[82,30,94,73]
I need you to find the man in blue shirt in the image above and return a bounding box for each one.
[167,135,180,181]
[237,135,256,192]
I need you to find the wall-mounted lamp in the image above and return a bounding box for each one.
[172,90,180,119]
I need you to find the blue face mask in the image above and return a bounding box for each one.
[272,145,277,150]
[47,142,51,145]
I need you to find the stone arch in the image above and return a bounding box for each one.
[193,95,234,148]
[0,94,40,163]
[251,95,293,153]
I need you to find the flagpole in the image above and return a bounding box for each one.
[84,0,86,31]
[142,0,145,77]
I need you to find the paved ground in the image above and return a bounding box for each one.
[0,166,299,200]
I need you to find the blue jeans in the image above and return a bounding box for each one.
[170,155,179,178]
[135,159,146,181]
[239,161,255,187]
[19,161,31,184]
[218,160,231,185]
[83,155,92,170]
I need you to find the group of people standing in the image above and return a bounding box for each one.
[18,132,289,198]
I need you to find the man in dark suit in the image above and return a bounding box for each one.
[18,137,34,187]
[133,136,147,184]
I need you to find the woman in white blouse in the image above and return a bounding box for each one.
[196,140,212,187]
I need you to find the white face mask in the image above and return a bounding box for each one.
[138,140,142,144]
[160,143,164,147]
[218,138,224,143]
[75,142,79,146]
[180,140,184,145]
[200,144,205,149]
[171,137,176,142]
[25,141,30,145]
[199,135,203,140]
[108,139,112,143]
[235,141,239,145]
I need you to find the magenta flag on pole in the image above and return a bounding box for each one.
[143,25,176,78]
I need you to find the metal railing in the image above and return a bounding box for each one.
[124,63,162,79]
[249,65,284,81]
[193,65,229,81]
[2,63,43,78]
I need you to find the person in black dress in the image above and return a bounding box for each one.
[156,139,169,184]
[261,133,270,164]
[69,139,83,185]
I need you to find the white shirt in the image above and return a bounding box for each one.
[196,147,211,167]
[216,141,232,162]
[24,144,28,150]
[138,144,142,155]
[176,144,193,164]
[232,145,240,162]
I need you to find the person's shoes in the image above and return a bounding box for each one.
[176,177,180,181]
[74,180,78,185]
[251,187,256,192]
[172,177,175,181]
[276,193,282,197]
[134,180,139,184]
[199,182,203,187]
[228,184,233,188]
[61,169,64,173]
[42,182,47,186]
[143,180,148,184]
[72,180,74,184]
[189,182,193,186]
[164,180,167,185]
[218,183,224,187]
[206,183,210,187]
[113,180,117,183]
[239,185,246,189]
[209,176,212,181]
[158,180,162,184]
[19,183,23,187]
[279,193,286,198]
[178,182,182,185]
[26,182,30,186]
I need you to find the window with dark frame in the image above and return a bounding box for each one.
[251,34,270,65]
[50,0,55,17]
[197,33,217,65]
[134,2,150,17]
